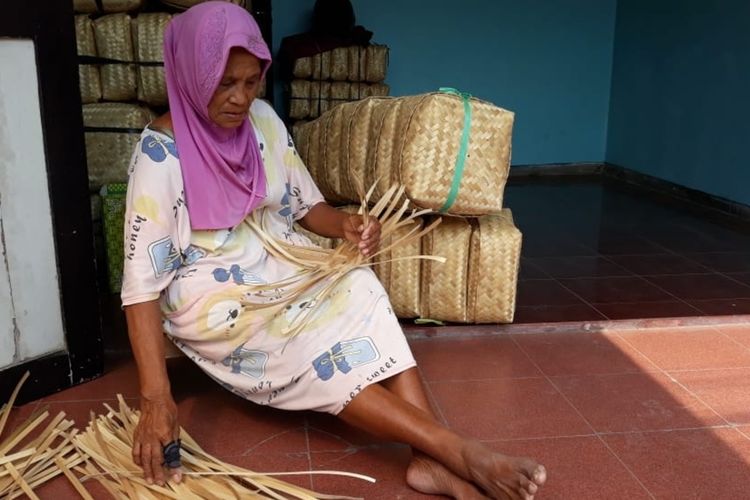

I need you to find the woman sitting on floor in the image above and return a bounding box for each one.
[121,2,546,498]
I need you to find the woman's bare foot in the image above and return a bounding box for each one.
[407,453,491,499]
[461,440,546,500]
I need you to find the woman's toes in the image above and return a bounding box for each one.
[532,464,547,485]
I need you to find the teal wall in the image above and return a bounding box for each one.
[272,0,617,165]
[607,0,750,205]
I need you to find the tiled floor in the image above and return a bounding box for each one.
[506,179,750,322]
[7,323,750,499]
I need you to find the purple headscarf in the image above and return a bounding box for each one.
[163,1,272,230]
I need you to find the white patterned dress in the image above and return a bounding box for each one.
[120,100,416,414]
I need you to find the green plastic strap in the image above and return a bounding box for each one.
[438,87,473,213]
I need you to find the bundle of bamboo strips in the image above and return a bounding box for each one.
[243,183,445,339]
[2,375,374,498]
[0,372,84,499]
[69,396,370,499]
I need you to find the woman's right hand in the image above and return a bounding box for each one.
[132,393,182,486]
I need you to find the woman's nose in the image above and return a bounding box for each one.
[229,85,250,106]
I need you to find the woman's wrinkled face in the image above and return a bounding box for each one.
[208,47,262,128]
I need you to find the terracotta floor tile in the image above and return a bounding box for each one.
[519,258,550,280]
[306,413,382,451]
[226,452,314,491]
[177,392,308,456]
[607,253,709,275]
[522,236,596,258]
[514,303,607,323]
[553,372,722,433]
[603,428,750,499]
[410,337,542,381]
[593,300,701,320]
[40,399,121,429]
[685,252,750,273]
[528,256,632,279]
[41,359,141,402]
[34,475,114,500]
[594,235,666,255]
[688,298,750,315]
[717,324,750,350]
[645,273,750,300]
[670,368,750,425]
[309,445,430,499]
[617,328,750,370]
[558,276,674,303]
[486,436,650,499]
[430,378,591,440]
[513,333,655,376]
[516,280,588,306]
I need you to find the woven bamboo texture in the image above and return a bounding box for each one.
[94,14,138,101]
[347,45,367,82]
[420,216,473,322]
[292,56,312,79]
[364,44,388,83]
[75,15,102,104]
[295,92,513,215]
[376,216,423,318]
[83,103,154,191]
[421,210,521,323]
[74,0,144,13]
[132,13,171,107]
[467,210,521,323]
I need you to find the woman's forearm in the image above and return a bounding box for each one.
[125,300,171,399]
[298,202,351,238]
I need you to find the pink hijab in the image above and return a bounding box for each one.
[163,1,272,230]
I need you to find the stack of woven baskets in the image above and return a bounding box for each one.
[288,44,389,137]
[293,90,522,324]
[73,0,258,292]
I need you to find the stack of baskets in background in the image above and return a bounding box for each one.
[288,44,390,138]
[72,0,260,292]
[292,90,522,324]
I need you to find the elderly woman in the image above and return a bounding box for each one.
[121,2,546,499]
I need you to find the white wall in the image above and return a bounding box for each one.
[0,39,66,368]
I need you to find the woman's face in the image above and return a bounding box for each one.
[208,48,262,128]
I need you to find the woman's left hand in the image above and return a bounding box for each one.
[343,215,381,257]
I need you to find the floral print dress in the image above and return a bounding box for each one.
[120,100,416,414]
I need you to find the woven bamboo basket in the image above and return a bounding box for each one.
[467,210,521,323]
[83,103,154,191]
[94,14,138,101]
[321,104,350,201]
[376,216,423,318]
[330,81,351,110]
[395,92,513,214]
[369,96,423,202]
[132,13,171,107]
[74,0,144,13]
[311,50,331,81]
[158,0,246,10]
[75,15,102,104]
[308,81,332,119]
[300,92,514,215]
[347,45,366,82]
[289,79,310,119]
[292,56,312,79]
[364,44,389,83]
[330,47,349,81]
[361,82,390,98]
[340,97,391,201]
[420,216,473,322]
[290,119,309,147]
